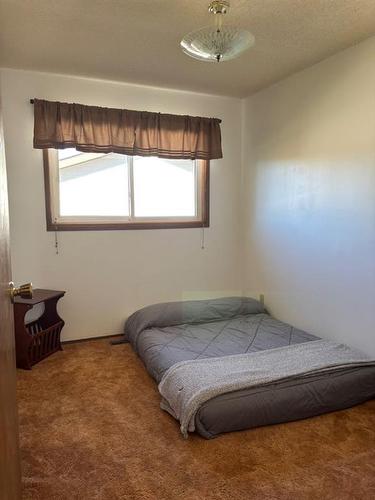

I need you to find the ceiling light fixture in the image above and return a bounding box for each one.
[180,0,255,63]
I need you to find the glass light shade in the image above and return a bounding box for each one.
[181,26,255,62]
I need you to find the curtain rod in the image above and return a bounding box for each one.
[29,98,222,123]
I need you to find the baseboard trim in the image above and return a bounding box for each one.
[62,333,123,345]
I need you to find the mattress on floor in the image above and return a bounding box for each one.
[195,366,375,438]
[125,297,375,438]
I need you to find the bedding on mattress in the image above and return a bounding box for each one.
[159,340,375,437]
[125,297,317,382]
[124,297,375,438]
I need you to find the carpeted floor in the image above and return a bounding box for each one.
[17,338,375,500]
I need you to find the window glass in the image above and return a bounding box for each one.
[58,150,129,217]
[133,157,196,217]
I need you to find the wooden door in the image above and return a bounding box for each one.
[0,103,21,498]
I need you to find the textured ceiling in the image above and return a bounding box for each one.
[0,0,374,97]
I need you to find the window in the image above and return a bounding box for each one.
[43,149,209,230]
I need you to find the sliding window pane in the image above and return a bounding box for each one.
[133,157,196,217]
[58,150,129,216]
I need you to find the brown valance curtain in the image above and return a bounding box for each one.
[33,99,222,160]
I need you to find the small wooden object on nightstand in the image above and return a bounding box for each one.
[13,289,66,369]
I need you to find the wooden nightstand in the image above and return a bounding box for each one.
[13,289,65,369]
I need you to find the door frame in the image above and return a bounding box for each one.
[0,98,21,499]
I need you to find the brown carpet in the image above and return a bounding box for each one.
[17,338,375,500]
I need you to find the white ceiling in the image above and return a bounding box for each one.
[0,0,374,98]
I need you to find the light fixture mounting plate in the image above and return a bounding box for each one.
[208,1,230,15]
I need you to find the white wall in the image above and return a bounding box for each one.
[2,37,374,352]
[0,69,243,341]
[242,36,375,355]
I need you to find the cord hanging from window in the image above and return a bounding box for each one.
[54,219,59,254]
[201,226,205,250]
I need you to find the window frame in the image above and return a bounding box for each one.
[43,149,210,231]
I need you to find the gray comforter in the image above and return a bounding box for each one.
[125,296,317,382]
